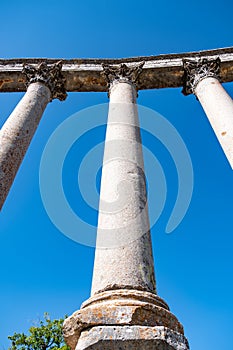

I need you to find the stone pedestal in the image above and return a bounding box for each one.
[63,289,189,350]
[63,63,189,350]
[75,326,189,350]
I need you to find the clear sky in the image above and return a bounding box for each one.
[0,0,233,349]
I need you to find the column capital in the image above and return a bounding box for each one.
[102,62,144,91]
[182,57,221,95]
[22,61,67,101]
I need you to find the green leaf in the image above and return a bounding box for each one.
[8,314,70,350]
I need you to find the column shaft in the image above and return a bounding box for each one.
[0,82,51,209]
[195,77,233,169]
[91,80,156,295]
[0,61,66,209]
[183,57,233,169]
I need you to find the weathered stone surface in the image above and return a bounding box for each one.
[102,62,145,90]
[1,46,233,92]
[82,289,169,310]
[23,61,67,100]
[0,82,51,209]
[182,57,221,95]
[75,326,189,350]
[194,76,233,169]
[0,61,67,209]
[63,64,190,350]
[91,79,156,296]
[182,57,233,169]
[63,290,184,350]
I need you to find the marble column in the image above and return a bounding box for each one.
[0,61,67,209]
[63,63,189,350]
[183,58,233,169]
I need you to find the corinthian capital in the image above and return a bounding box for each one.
[182,57,221,95]
[102,61,145,89]
[22,61,67,101]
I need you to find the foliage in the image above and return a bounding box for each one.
[8,313,70,350]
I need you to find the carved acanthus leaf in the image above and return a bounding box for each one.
[22,61,67,101]
[102,62,145,88]
[182,57,221,95]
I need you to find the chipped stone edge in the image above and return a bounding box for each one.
[76,326,189,350]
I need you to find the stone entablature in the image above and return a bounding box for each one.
[1,46,233,92]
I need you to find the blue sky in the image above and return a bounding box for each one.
[0,0,233,349]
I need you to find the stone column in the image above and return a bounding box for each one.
[91,62,156,296]
[63,63,189,350]
[0,61,67,209]
[183,58,233,169]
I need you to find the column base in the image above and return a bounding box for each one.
[75,326,189,350]
[63,290,188,350]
